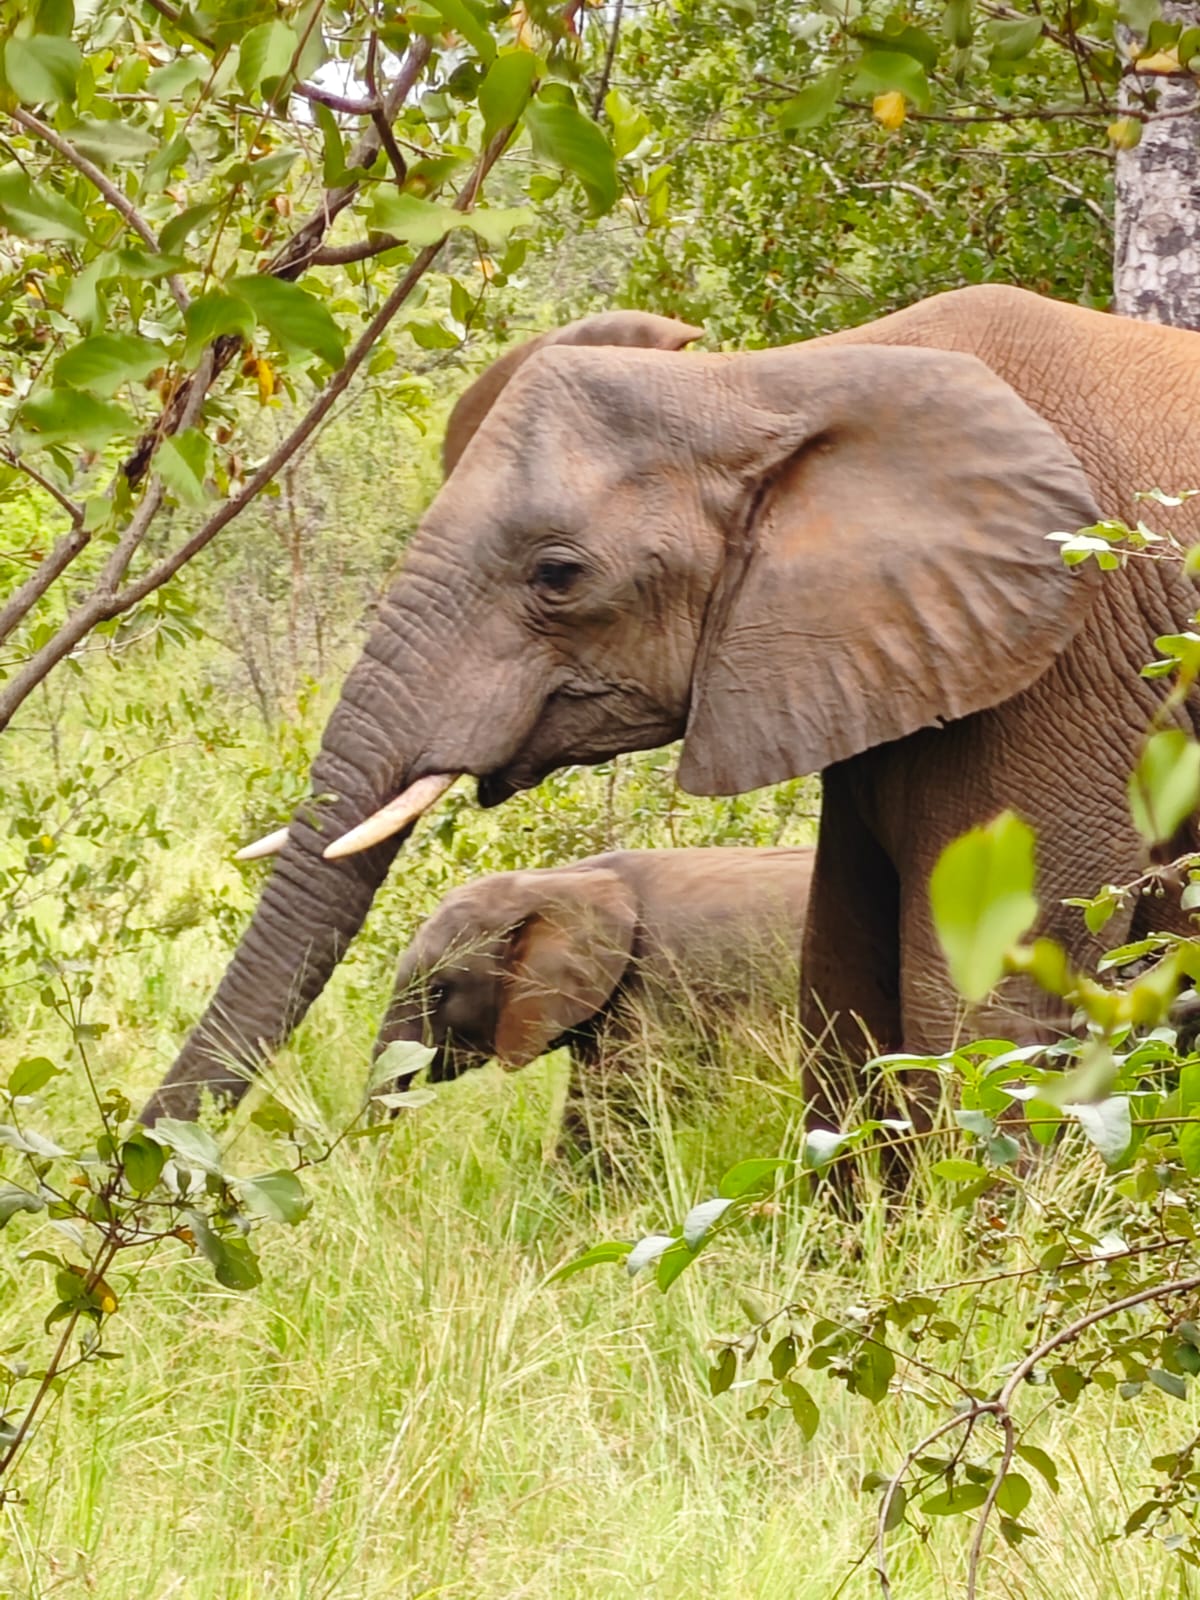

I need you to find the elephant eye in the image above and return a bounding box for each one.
[530,556,585,599]
[427,978,449,1006]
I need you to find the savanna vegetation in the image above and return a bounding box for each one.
[4,1,1200,1596]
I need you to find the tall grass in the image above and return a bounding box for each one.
[2,646,1197,1599]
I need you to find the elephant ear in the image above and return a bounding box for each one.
[442,310,703,475]
[677,344,1102,795]
[493,869,637,1068]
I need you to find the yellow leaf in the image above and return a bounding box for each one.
[1107,116,1143,149]
[872,91,906,130]
[254,357,275,404]
[1136,47,1181,72]
[39,833,54,850]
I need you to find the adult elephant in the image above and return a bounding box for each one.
[143,287,1200,1126]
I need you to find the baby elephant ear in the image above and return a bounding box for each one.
[442,310,703,475]
[678,344,1102,796]
[493,869,637,1069]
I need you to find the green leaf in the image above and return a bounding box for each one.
[932,1158,989,1182]
[682,1196,735,1248]
[1016,1443,1060,1493]
[4,34,80,105]
[156,430,214,507]
[849,1341,895,1403]
[369,1039,436,1093]
[183,291,257,363]
[775,70,842,131]
[60,117,160,164]
[54,334,166,397]
[1119,0,1161,34]
[370,1088,438,1110]
[855,24,938,66]
[0,1186,45,1227]
[1050,1363,1087,1402]
[1066,1096,1132,1164]
[988,17,1044,60]
[121,1133,166,1195]
[604,88,652,159]
[849,51,931,110]
[781,1378,820,1439]
[237,20,300,95]
[7,1057,60,1098]
[0,168,87,241]
[625,1232,676,1275]
[479,49,537,141]
[238,1169,311,1225]
[186,1210,262,1289]
[1128,731,1200,847]
[708,1346,737,1396]
[922,1481,989,1516]
[229,276,345,369]
[423,0,497,63]
[1178,1119,1200,1176]
[148,1117,224,1176]
[718,1157,792,1198]
[160,202,221,257]
[146,56,206,106]
[18,389,135,449]
[802,1128,849,1169]
[467,206,534,246]
[1150,1367,1188,1400]
[550,1240,633,1281]
[655,1239,696,1291]
[929,811,1038,1002]
[525,93,618,217]
[996,1471,1032,1517]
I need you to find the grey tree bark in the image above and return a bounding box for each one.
[1115,1,1200,327]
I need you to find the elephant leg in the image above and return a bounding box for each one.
[558,1024,649,1167]
[801,769,903,1133]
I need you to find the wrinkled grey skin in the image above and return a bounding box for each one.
[145,286,1200,1130]
[374,846,813,1139]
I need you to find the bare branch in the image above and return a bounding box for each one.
[591,0,626,118]
[0,125,514,732]
[311,234,403,266]
[292,81,380,116]
[3,453,83,524]
[7,107,190,314]
[0,526,90,648]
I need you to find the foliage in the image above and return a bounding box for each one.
[608,0,1118,346]
[0,950,434,1508]
[0,0,667,729]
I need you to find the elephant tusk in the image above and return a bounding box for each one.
[234,826,290,861]
[322,772,459,861]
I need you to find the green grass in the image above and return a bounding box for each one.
[3,667,1199,1599]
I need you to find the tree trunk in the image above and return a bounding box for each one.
[1114,1,1200,327]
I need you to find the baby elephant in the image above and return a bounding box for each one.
[375,846,814,1145]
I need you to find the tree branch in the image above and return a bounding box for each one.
[0,125,514,732]
[119,33,434,489]
[7,107,189,314]
[591,0,625,118]
[291,81,380,116]
[311,234,403,266]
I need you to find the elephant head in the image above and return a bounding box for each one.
[374,864,638,1082]
[144,316,1099,1121]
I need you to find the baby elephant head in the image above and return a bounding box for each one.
[374,866,638,1085]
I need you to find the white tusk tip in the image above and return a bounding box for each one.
[234,826,289,861]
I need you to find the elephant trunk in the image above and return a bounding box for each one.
[142,649,431,1123]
